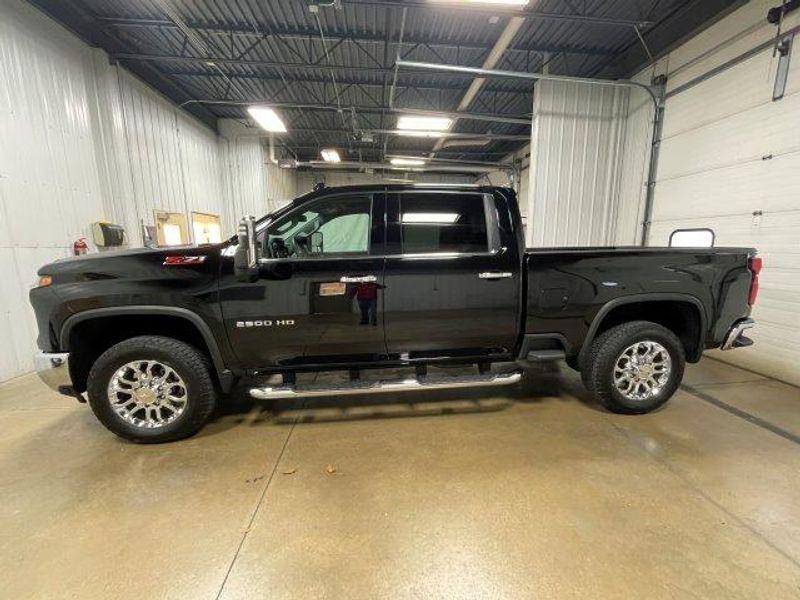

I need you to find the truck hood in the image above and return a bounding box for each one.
[38,245,225,278]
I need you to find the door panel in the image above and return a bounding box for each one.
[383,191,519,360]
[383,254,519,359]
[219,192,387,368]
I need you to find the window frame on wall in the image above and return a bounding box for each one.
[153,209,190,247]
[190,211,222,245]
[668,228,715,248]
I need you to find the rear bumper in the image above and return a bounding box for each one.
[721,318,755,350]
[34,351,75,396]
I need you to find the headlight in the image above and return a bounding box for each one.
[37,275,53,287]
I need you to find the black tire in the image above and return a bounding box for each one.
[87,336,217,443]
[584,321,685,414]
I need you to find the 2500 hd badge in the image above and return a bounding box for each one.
[235,319,296,328]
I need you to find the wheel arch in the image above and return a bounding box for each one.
[580,293,707,364]
[60,306,232,393]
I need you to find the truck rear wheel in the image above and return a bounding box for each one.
[86,336,217,443]
[584,321,685,414]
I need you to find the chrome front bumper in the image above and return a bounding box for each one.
[721,318,755,350]
[34,351,74,395]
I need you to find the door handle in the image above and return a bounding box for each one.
[340,275,378,283]
[478,272,513,280]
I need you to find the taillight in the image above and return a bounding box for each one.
[748,256,762,305]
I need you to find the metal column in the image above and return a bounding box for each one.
[640,75,667,246]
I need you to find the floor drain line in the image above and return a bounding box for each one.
[681,384,800,447]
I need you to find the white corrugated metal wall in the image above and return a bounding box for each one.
[218,120,298,227]
[0,0,107,381]
[642,0,800,385]
[526,80,630,247]
[614,80,657,246]
[0,0,296,382]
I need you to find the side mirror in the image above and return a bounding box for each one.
[234,216,258,282]
[310,231,323,254]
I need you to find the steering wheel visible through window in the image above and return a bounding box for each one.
[260,195,372,259]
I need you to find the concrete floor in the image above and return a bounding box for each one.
[1,360,800,599]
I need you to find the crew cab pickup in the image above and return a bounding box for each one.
[30,185,760,442]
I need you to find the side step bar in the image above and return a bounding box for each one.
[249,371,522,400]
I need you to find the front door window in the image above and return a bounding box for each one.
[259,195,372,259]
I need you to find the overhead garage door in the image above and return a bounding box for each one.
[647,6,800,385]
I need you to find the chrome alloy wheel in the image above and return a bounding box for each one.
[107,360,188,429]
[613,341,672,402]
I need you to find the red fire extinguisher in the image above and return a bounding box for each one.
[73,237,89,256]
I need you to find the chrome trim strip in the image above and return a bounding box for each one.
[34,351,72,393]
[721,318,755,350]
[479,271,513,279]
[255,248,503,264]
[244,216,257,269]
[249,371,522,400]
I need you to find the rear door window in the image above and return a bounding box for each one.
[399,193,489,254]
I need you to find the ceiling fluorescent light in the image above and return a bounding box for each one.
[397,115,453,131]
[441,138,490,148]
[403,213,460,224]
[430,0,529,5]
[321,149,341,163]
[395,130,448,138]
[390,157,426,166]
[247,106,287,132]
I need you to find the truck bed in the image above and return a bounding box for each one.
[525,246,755,254]
[523,245,756,360]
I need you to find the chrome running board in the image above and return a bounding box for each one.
[249,371,522,400]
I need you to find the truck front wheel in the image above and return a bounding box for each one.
[86,336,217,443]
[584,321,685,414]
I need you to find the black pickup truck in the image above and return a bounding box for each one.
[30,185,759,442]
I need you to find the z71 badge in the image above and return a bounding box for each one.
[235,319,295,328]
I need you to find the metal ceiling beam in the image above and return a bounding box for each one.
[98,17,617,57]
[179,99,530,125]
[279,128,529,141]
[370,130,529,141]
[287,146,512,156]
[338,1,653,26]
[111,50,599,88]
[294,160,497,174]
[397,60,659,109]
[163,69,533,97]
[110,52,424,75]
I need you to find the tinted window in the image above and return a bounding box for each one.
[260,195,371,258]
[400,193,488,254]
